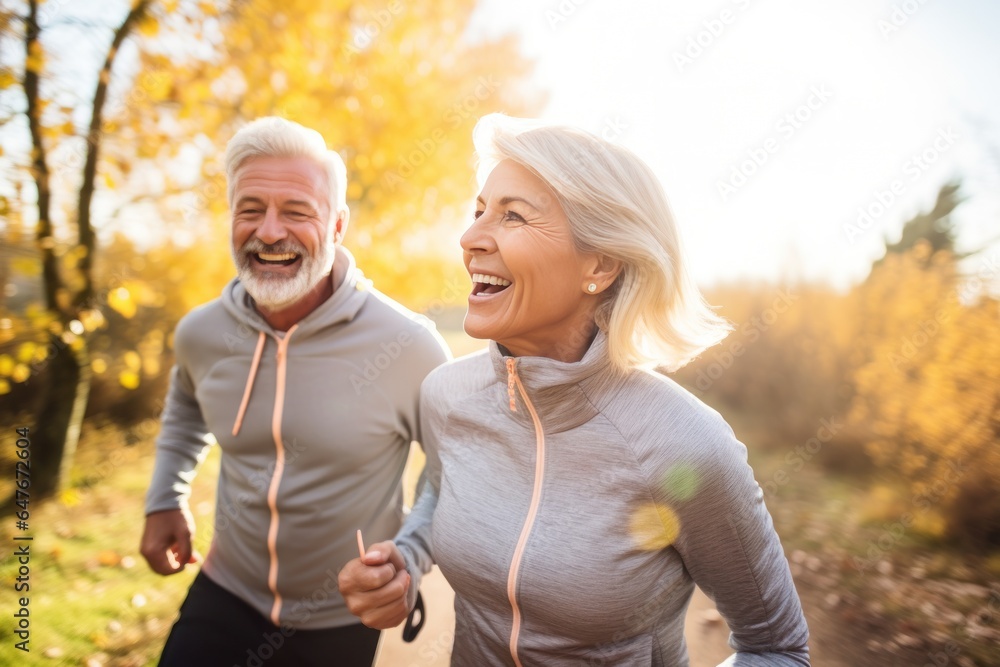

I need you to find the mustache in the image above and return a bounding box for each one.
[239,237,309,257]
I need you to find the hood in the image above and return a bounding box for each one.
[224,245,371,437]
[222,245,369,341]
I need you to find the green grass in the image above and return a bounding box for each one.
[0,420,219,666]
[0,415,440,667]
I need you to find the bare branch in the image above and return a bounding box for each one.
[24,0,60,315]
[74,0,152,310]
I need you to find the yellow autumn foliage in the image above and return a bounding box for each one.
[118,0,539,310]
[849,245,1000,539]
[676,243,999,544]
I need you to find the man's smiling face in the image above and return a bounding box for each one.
[230,155,337,309]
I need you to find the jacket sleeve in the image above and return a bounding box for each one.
[394,372,446,610]
[144,341,214,515]
[663,417,810,666]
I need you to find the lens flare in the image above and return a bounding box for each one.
[629,502,682,551]
[663,464,701,502]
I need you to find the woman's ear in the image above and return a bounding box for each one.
[583,254,623,293]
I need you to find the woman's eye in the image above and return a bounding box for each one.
[474,209,484,219]
[502,211,525,224]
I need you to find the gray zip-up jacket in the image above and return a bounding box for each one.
[145,248,449,629]
[396,332,810,666]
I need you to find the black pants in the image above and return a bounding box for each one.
[159,571,381,667]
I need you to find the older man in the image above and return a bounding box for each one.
[140,117,449,666]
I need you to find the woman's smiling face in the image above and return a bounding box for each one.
[461,159,603,360]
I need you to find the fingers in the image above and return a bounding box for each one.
[173,532,193,570]
[380,541,408,574]
[143,539,184,575]
[340,542,413,630]
[338,557,396,595]
[360,539,396,566]
[142,543,178,575]
[351,567,413,630]
[140,510,194,576]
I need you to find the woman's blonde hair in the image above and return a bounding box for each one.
[473,114,732,372]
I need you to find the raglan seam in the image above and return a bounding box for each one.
[582,381,782,653]
[727,497,780,649]
[577,384,671,541]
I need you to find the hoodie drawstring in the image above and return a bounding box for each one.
[232,330,267,436]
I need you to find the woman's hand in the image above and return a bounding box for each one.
[338,540,413,629]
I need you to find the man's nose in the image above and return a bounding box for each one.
[256,207,287,245]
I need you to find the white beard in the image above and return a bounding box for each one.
[233,238,333,309]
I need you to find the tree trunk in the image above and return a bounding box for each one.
[31,336,91,499]
[22,0,148,499]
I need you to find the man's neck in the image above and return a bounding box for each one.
[255,258,347,332]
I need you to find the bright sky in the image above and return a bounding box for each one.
[6,1,998,292]
[467,0,1000,289]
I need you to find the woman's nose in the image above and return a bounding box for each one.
[460,212,497,255]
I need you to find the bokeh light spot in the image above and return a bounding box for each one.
[629,502,682,551]
[663,464,701,502]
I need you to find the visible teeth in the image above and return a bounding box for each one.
[472,273,511,287]
[258,252,297,262]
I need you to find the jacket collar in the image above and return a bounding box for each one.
[222,245,369,339]
[488,330,616,434]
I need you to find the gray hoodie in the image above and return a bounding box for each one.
[396,332,810,666]
[145,248,449,629]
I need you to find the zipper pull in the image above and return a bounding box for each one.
[506,357,518,412]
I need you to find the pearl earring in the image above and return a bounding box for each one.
[587,283,597,293]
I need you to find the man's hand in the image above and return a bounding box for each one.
[140,508,201,575]
[339,540,412,629]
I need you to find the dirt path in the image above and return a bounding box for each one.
[376,568,747,666]
[373,568,923,666]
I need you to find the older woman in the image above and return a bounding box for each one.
[339,115,810,666]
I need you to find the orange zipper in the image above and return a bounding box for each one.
[505,357,545,667]
[265,324,298,626]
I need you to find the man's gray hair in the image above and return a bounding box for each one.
[224,117,348,215]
